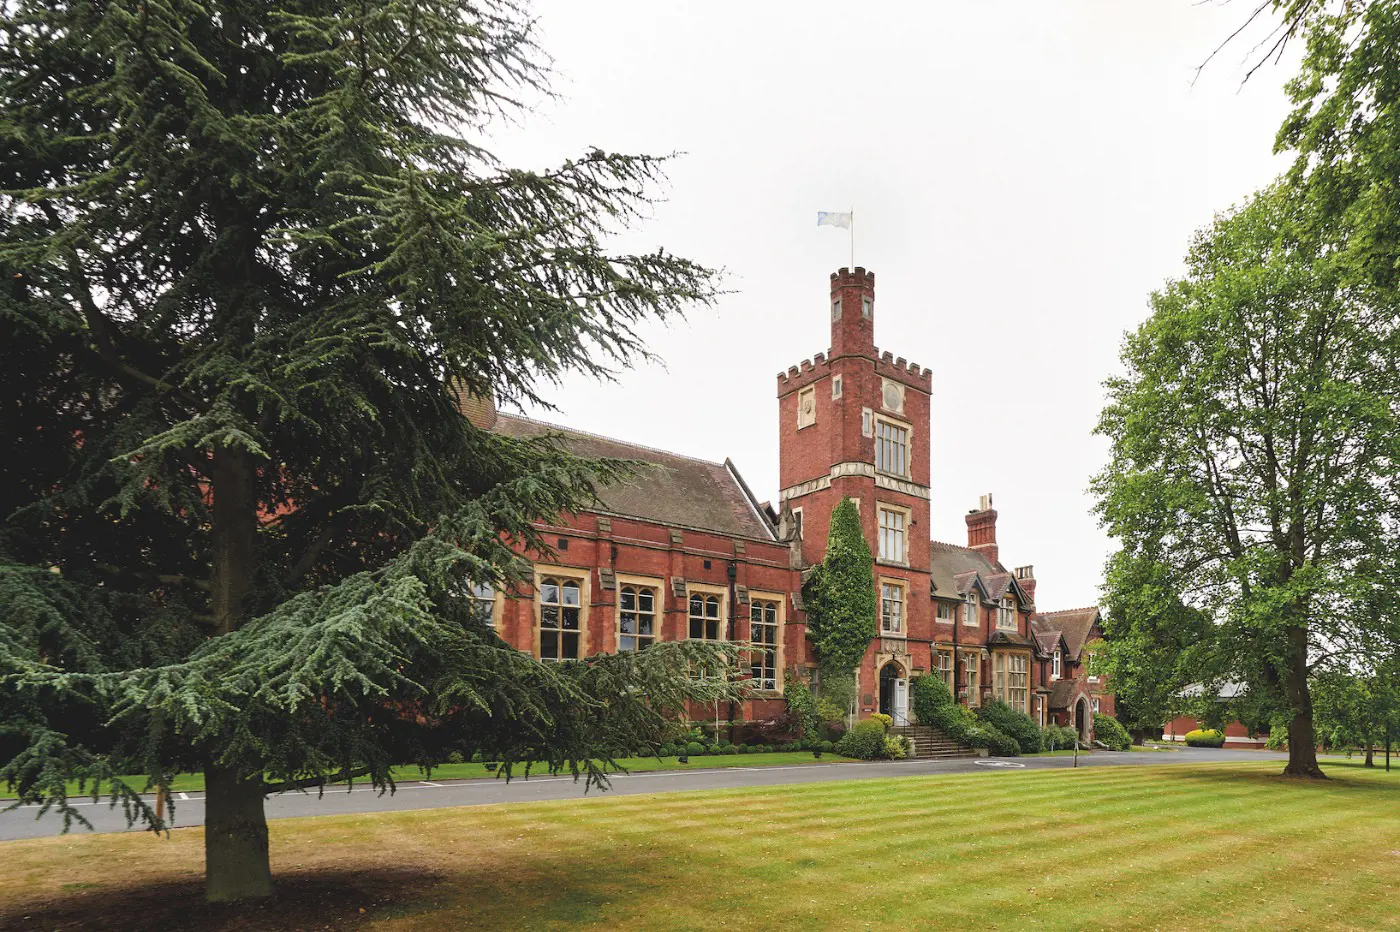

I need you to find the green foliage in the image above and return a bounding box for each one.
[1093,181,1400,777]
[882,735,911,760]
[1265,727,1289,752]
[869,712,893,732]
[1093,714,1131,752]
[911,675,954,723]
[835,720,888,760]
[0,0,733,898]
[978,700,1043,755]
[1184,730,1225,749]
[783,678,821,739]
[1042,725,1079,751]
[803,499,877,696]
[684,742,705,757]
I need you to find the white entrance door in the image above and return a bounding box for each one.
[894,677,908,724]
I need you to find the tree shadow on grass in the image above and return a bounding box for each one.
[1153,761,1400,798]
[0,866,446,931]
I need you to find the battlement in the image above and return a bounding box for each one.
[873,347,933,391]
[776,351,834,393]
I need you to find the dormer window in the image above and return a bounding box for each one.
[997,596,1016,630]
[963,591,978,626]
[1052,650,1062,680]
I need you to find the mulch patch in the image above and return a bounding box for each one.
[0,867,444,931]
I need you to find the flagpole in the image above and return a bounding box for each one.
[850,208,855,269]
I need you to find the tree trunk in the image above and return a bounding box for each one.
[205,444,273,900]
[1281,626,1326,778]
[204,765,273,902]
[1364,741,1374,768]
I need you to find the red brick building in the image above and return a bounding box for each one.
[465,268,1111,740]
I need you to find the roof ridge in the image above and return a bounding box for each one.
[1038,606,1101,616]
[930,539,975,551]
[497,412,729,469]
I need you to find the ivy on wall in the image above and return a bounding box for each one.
[802,498,877,707]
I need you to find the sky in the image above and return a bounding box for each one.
[486,1,1301,612]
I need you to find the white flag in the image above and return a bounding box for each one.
[817,211,852,229]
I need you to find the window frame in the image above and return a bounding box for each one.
[872,414,912,479]
[936,649,955,694]
[937,602,953,621]
[831,374,843,399]
[686,582,727,642]
[963,590,980,627]
[615,573,663,653]
[997,595,1017,631]
[747,590,786,694]
[1052,650,1062,680]
[534,566,588,662]
[878,577,906,636]
[466,579,499,629]
[876,502,910,566]
[961,650,981,706]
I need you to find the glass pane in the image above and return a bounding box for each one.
[621,588,636,611]
[621,612,636,635]
[690,618,703,639]
[562,582,580,606]
[620,635,636,652]
[562,632,579,658]
[541,631,558,659]
[690,594,702,615]
[706,596,719,618]
[638,615,653,636]
[471,581,494,599]
[638,589,653,612]
[541,605,559,629]
[562,607,579,630]
[706,620,719,640]
[542,581,559,605]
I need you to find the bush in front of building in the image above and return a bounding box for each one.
[836,720,890,759]
[684,741,706,756]
[978,700,1043,754]
[883,735,912,759]
[1093,713,1131,751]
[1042,725,1078,750]
[1184,729,1225,748]
[911,676,1020,756]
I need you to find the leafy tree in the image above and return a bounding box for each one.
[1313,662,1400,766]
[802,498,877,710]
[1094,183,1400,778]
[0,0,735,903]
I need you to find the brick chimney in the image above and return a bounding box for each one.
[829,267,875,359]
[965,493,998,566]
[1014,565,1036,605]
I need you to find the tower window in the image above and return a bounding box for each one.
[877,505,907,564]
[862,296,872,319]
[831,298,842,322]
[875,420,909,477]
[880,581,905,634]
[831,374,843,399]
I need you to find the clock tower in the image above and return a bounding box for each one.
[775,268,935,709]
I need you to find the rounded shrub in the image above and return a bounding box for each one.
[836,719,888,760]
[658,744,675,757]
[911,675,954,724]
[708,744,725,755]
[819,740,835,754]
[869,712,893,732]
[723,745,738,755]
[1184,729,1225,748]
[978,700,1043,754]
[736,744,750,754]
[1093,713,1131,751]
[684,741,705,756]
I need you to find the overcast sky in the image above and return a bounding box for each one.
[487,1,1299,612]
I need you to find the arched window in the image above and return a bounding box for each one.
[749,599,779,691]
[539,576,581,661]
[689,592,722,640]
[619,584,655,652]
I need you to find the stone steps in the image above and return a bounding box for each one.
[890,724,978,760]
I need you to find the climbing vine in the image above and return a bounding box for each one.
[802,498,877,707]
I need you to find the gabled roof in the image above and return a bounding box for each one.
[932,540,1003,599]
[493,414,776,541]
[1032,627,1066,656]
[1031,607,1101,660]
[987,630,1037,649]
[1048,677,1084,710]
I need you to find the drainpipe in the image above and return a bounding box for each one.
[951,600,961,705]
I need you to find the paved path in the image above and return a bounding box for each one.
[0,747,1286,842]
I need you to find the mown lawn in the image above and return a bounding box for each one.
[0,751,855,799]
[4,760,1398,930]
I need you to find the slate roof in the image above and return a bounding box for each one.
[987,630,1037,649]
[1032,628,1064,655]
[1031,607,1101,660]
[492,414,776,541]
[931,541,1004,599]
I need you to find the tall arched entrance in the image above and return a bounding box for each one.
[878,662,909,724]
[1076,695,1092,744]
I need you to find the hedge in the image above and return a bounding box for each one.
[979,700,1043,754]
[1184,729,1225,748]
[1042,724,1078,750]
[1093,713,1131,751]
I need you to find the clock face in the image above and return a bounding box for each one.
[883,382,903,412]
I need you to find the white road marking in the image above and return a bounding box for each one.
[178,792,190,800]
[419,782,443,788]
[974,760,1026,768]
